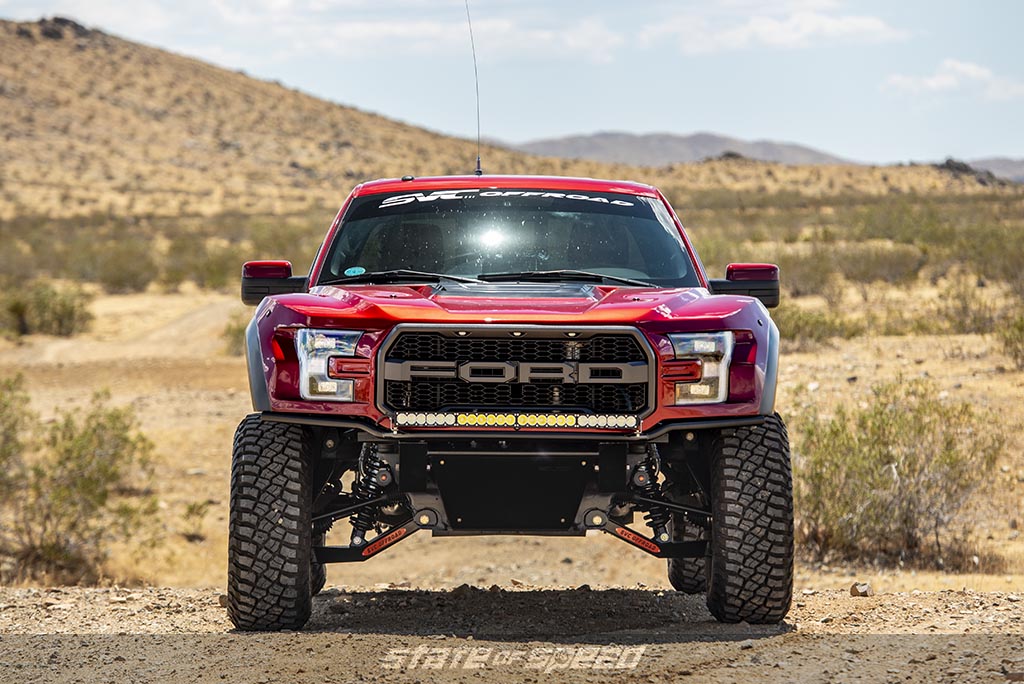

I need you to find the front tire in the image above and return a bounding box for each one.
[705,414,794,624]
[311,533,327,597]
[227,415,314,631]
[667,505,708,594]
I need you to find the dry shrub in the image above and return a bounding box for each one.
[846,197,951,245]
[793,378,1003,569]
[864,304,944,337]
[773,247,835,297]
[839,242,925,293]
[95,237,157,293]
[0,377,157,583]
[222,313,248,356]
[1000,313,1024,369]
[772,302,863,351]
[161,235,239,291]
[937,279,996,334]
[2,280,93,337]
[181,501,211,543]
[957,224,1024,298]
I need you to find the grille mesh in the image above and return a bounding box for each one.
[387,333,646,363]
[383,331,650,413]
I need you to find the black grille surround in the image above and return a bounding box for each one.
[378,325,655,421]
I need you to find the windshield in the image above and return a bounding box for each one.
[318,188,700,287]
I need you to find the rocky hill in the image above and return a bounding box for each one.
[0,17,1018,221]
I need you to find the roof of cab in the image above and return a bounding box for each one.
[351,175,660,198]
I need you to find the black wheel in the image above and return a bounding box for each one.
[228,415,314,631]
[311,533,327,597]
[667,509,707,594]
[705,414,794,624]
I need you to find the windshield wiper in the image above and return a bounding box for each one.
[319,270,483,285]
[477,269,654,288]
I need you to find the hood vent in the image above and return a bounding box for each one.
[433,282,598,300]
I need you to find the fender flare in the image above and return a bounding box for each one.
[758,317,780,415]
[246,315,272,412]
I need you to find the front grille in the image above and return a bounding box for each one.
[381,330,651,414]
[388,333,646,363]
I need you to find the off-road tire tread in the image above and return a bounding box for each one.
[228,414,313,631]
[706,413,793,624]
[667,515,707,594]
[311,534,327,596]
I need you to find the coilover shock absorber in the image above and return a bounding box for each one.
[349,445,393,547]
[631,453,671,543]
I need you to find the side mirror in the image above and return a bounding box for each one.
[241,260,307,305]
[708,263,780,308]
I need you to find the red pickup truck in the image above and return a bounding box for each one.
[228,174,792,631]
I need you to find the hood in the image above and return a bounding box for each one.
[267,282,761,332]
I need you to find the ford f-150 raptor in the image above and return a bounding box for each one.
[229,175,792,631]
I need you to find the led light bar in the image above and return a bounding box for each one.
[394,412,639,429]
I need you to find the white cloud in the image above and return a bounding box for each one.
[199,2,623,64]
[642,4,907,54]
[885,59,1024,101]
[4,1,903,67]
[1,0,625,65]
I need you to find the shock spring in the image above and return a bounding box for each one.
[349,447,392,546]
[632,457,671,543]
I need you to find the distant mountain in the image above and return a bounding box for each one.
[514,131,850,166]
[969,158,1024,183]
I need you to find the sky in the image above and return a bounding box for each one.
[2,0,1023,163]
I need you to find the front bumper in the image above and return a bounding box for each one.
[260,411,766,441]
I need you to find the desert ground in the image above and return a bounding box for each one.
[0,586,1022,683]
[1,291,1022,683]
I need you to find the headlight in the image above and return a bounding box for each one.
[666,332,733,404]
[296,329,362,401]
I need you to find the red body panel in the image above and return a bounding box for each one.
[251,175,775,435]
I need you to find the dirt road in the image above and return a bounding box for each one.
[1,584,1022,683]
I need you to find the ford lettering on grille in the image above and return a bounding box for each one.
[380,329,652,415]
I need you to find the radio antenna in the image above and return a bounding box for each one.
[464,0,483,176]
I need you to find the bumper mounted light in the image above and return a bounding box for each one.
[394,411,639,430]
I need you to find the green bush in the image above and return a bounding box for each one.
[999,314,1024,369]
[2,281,93,337]
[0,379,156,583]
[793,378,1003,568]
